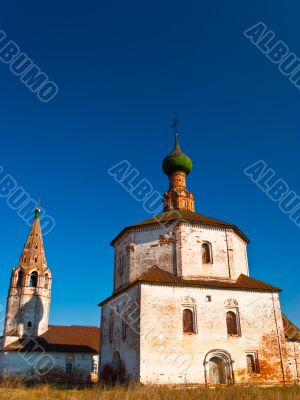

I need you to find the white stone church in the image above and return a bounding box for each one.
[100,132,300,385]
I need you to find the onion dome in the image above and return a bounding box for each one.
[162,133,192,176]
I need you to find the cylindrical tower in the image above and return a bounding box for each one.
[162,131,195,212]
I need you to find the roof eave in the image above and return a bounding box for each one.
[99,275,280,307]
[138,279,281,292]
[110,220,250,247]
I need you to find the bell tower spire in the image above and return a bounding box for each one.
[162,122,195,212]
[3,205,52,347]
[17,202,48,273]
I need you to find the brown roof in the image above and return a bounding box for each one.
[282,315,300,340]
[100,267,281,305]
[137,266,281,291]
[111,209,250,245]
[4,325,100,353]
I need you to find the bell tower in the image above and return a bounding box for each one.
[3,205,52,347]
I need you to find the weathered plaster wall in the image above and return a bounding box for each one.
[113,223,249,292]
[180,224,228,278]
[286,340,300,382]
[229,231,249,279]
[113,225,176,291]
[100,284,140,381]
[139,284,290,385]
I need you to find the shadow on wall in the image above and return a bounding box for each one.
[15,289,44,336]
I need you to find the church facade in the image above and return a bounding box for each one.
[100,133,300,385]
[0,207,99,382]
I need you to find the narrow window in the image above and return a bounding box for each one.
[29,271,38,288]
[246,354,259,374]
[66,363,73,375]
[226,311,238,335]
[17,270,24,287]
[27,321,32,327]
[109,310,114,343]
[122,313,127,340]
[34,257,37,263]
[202,243,212,264]
[119,254,125,276]
[183,309,194,333]
[112,351,121,372]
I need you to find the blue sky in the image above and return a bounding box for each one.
[0,1,300,329]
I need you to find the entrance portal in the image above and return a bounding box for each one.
[209,356,226,384]
[204,349,233,385]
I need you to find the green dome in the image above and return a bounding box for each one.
[162,134,192,175]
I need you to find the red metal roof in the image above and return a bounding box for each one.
[100,267,281,305]
[110,209,250,245]
[4,325,100,353]
[137,266,281,291]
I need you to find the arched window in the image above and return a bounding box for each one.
[202,243,212,264]
[16,269,24,287]
[182,309,194,333]
[226,311,238,335]
[29,271,38,288]
[44,273,49,289]
[27,321,32,327]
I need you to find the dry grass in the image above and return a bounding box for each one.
[0,382,299,400]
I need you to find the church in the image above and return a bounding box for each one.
[100,131,300,385]
[0,207,99,382]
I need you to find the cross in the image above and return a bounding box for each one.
[172,118,179,133]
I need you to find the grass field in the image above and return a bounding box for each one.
[0,384,299,400]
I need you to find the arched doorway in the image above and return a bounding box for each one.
[209,356,226,384]
[204,350,234,385]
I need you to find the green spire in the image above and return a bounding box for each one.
[162,127,192,176]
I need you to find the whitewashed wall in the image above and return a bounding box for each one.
[100,284,140,381]
[139,283,291,385]
[113,222,249,292]
[0,350,98,381]
[4,285,51,347]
